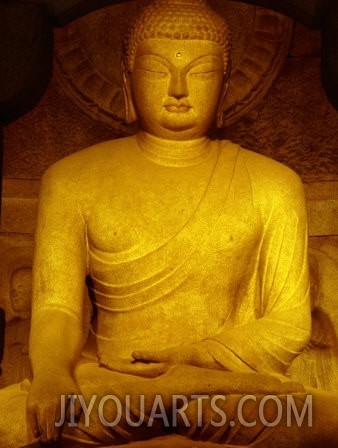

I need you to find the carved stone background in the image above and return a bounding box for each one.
[0,236,33,318]
[53,1,293,131]
[2,21,337,182]
[0,235,33,387]
[218,57,338,181]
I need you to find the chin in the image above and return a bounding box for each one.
[160,117,197,134]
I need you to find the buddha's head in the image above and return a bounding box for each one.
[9,267,32,314]
[122,0,231,140]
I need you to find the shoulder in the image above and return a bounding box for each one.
[238,146,301,185]
[41,136,137,188]
[219,140,305,211]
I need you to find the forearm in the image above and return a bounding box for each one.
[197,339,255,372]
[201,306,311,375]
[29,308,84,379]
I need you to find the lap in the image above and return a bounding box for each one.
[1,366,337,448]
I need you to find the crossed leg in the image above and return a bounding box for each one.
[0,364,337,448]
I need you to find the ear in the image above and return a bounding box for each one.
[121,58,138,124]
[216,59,232,128]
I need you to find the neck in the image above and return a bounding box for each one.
[136,131,212,167]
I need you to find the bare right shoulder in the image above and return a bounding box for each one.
[42,135,137,186]
[38,136,137,218]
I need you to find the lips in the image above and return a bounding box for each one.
[164,102,192,113]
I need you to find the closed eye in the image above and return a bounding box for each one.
[138,68,168,77]
[190,69,221,74]
[189,70,222,79]
[135,56,169,77]
[188,56,223,74]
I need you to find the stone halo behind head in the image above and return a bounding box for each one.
[54,0,293,133]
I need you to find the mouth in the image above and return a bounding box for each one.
[164,103,192,113]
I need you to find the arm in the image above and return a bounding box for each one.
[27,163,87,443]
[133,170,311,377]
[201,172,311,375]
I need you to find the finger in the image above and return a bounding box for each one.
[132,350,168,362]
[37,408,48,444]
[254,373,282,385]
[52,425,62,444]
[100,358,169,377]
[45,406,57,443]
[52,400,63,442]
[74,396,83,421]
[206,372,282,395]
[132,362,169,378]
[52,416,63,443]
[109,360,169,377]
[27,406,40,439]
[99,358,133,371]
[65,394,79,423]
[276,381,306,394]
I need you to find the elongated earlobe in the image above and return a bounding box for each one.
[216,59,231,128]
[121,58,138,124]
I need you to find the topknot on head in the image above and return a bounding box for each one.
[123,0,231,72]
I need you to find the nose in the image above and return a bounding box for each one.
[10,289,18,300]
[168,70,188,99]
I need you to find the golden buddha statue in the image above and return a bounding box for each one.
[0,1,337,447]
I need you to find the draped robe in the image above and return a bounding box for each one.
[1,135,314,447]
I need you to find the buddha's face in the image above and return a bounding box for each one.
[9,268,32,313]
[128,39,226,140]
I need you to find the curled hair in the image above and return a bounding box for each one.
[122,0,231,73]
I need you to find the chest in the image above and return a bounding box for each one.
[86,166,215,253]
